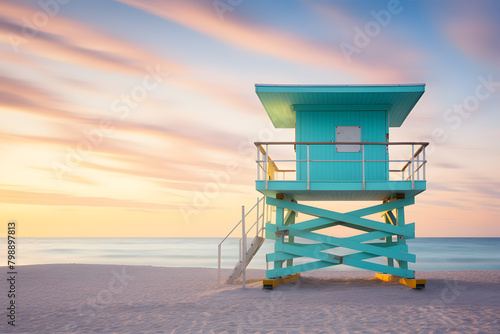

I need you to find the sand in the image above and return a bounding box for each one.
[1,264,499,334]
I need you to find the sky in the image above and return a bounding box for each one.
[0,0,499,237]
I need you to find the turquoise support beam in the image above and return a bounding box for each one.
[384,214,395,267]
[345,230,393,242]
[284,210,296,267]
[265,222,276,240]
[268,260,335,278]
[274,207,284,271]
[290,229,415,262]
[395,207,410,275]
[266,197,414,228]
[287,217,339,231]
[347,197,415,216]
[266,243,332,262]
[282,244,341,264]
[343,257,414,278]
[267,252,297,262]
[267,198,412,236]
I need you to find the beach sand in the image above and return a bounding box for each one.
[1,264,499,333]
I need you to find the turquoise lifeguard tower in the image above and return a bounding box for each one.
[219,84,428,289]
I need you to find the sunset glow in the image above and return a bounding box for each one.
[1,0,499,237]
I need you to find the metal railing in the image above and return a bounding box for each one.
[255,142,428,190]
[218,196,267,284]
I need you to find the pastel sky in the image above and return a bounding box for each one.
[1,0,499,237]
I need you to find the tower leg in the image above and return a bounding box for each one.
[284,209,296,268]
[384,214,394,268]
[286,236,294,268]
[395,206,411,277]
[273,207,284,273]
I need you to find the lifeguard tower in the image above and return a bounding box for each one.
[219,84,428,289]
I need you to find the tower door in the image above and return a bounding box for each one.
[336,126,361,153]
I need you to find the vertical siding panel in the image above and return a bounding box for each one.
[295,108,388,183]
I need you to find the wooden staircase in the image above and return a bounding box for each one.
[226,235,265,283]
[218,196,267,285]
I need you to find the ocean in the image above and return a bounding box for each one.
[11,237,500,271]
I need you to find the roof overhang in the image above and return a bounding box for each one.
[255,84,425,128]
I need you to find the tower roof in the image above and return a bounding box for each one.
[255,84,425,128]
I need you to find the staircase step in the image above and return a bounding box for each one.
[226,236,265,284]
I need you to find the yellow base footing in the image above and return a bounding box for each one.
[376,273,400,282]
[375,273,426,289]
[263,273,300,289]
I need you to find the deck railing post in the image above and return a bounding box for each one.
[307,144,310,190]
[411,144,415,190]
[256,145,260,181]
[256,196,260,239]
[362,144,365,190]
[262,196,266,237]
[242,205,247,289]
[265,144,269,190]
[401,148,404,181]
[265,199,268,226]
[417,150,420,181]
[423,145,426,181]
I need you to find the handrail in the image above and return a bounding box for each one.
[218,196,267,284]
[255,141,429,146]
[258,162,291,172]
[255,141,429,189]
[219,197,263,245]
[405,162,425,180]
[401,145,425,172]
[258,145,289,181]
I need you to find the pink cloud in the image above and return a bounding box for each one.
[117,0,411,82]
[0,119,253,191]
[0,70,248,157]
[0,188,175,210]
[432,0,500,66]
[0,2,262,121]
[444,18,499,65]
[0,2,185,77]
[305,1,427,80]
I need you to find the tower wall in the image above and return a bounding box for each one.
[296,110,389,182]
